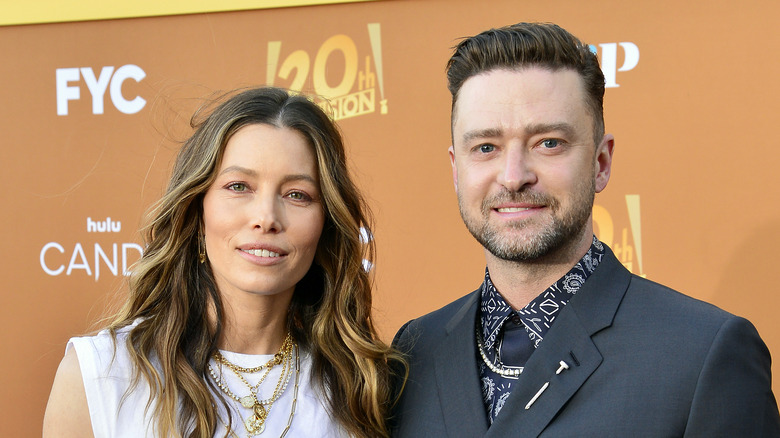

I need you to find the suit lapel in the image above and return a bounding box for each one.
[433,291,490,436]
[484,305,603,437]
[485,248,632,437]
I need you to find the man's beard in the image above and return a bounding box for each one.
[458,181,595,262]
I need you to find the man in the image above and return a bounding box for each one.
[391,22,780,437]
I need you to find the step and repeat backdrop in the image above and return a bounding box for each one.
[2,0,778,434]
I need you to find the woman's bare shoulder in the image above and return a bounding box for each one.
[43,347,94,438]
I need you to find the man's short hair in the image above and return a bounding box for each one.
[447,22,605,143]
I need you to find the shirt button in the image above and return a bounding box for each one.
[511,315,522,325]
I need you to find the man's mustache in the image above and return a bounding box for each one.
[481,189,558,214]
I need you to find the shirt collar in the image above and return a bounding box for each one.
[479,236,606,351]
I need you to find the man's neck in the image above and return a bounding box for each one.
[485,235,592,310]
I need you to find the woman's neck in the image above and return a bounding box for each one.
[211,290,293,355]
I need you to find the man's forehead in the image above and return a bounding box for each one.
[452,67,591,139]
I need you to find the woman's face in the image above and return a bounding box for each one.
[202,123,325,302]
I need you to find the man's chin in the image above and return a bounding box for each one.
[484,219,550,239]
[480,231,550,258]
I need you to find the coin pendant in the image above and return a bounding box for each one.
[244,415,263,435]
[254,403,267,420]
[245,415,256,431]
[245,414,264,434]
[240,396,255,408]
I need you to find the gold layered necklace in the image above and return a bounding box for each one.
[208,334,297,436]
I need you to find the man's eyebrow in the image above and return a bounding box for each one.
[461,123,577,144]
[525,123,577,138]
[462,128,503,143]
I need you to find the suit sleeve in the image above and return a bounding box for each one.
[684,316,780,436]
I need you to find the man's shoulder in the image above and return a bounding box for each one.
[572,252,747,344]
[587,249,737,325]
[625,274,734,321]
[392,290,479,351]
[416,289,480,324]
[603,272,763,353]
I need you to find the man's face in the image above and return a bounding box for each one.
[449,67,613,263]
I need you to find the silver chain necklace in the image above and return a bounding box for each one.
[475,325,523,378]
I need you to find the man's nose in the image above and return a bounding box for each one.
[497,146,537,192]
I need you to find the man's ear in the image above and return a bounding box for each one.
[595,134,614,193]
[448,145,458,193]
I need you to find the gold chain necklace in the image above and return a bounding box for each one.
[215,334,293,396]
[208,338,295,435]
[216,344,300,438]
[214,333,292,373]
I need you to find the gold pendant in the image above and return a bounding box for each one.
[240,395,255,408]
[245,414,266,435]
[253,403,267,420]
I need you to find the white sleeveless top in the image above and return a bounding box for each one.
[67,322,346,437]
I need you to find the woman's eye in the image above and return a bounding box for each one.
[287,191,311,202]
[541,139,560,149]
[227,183,247,192]
[479,144,495,153]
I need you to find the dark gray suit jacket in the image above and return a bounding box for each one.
[391,248,780,437]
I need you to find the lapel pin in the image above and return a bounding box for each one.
[525,382,550,410]
[525,360,570,410]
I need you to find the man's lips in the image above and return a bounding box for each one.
[482,190,553,217]
[496,206,535,213]
[493,203,544,213]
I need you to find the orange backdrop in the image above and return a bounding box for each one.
[2,0,779,435]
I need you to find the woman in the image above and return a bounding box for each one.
[43,87,403,437]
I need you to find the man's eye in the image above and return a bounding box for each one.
[541,139,560,149]
[479,144,495,153]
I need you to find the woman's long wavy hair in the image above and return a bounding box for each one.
[108,87,403,437]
